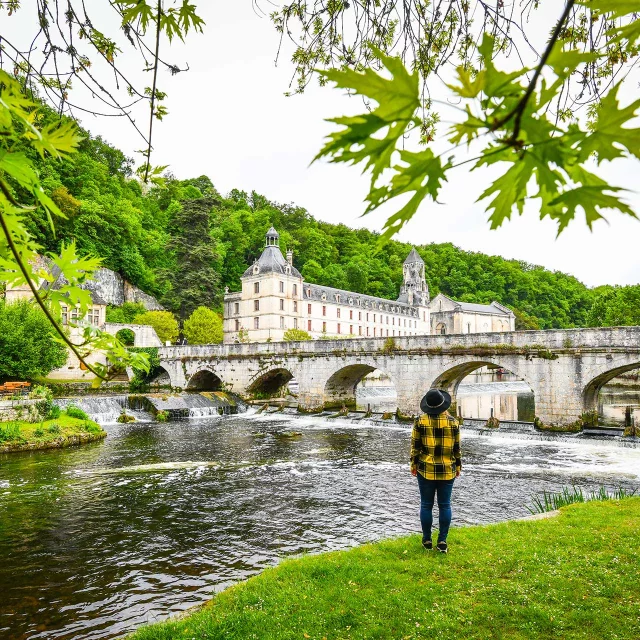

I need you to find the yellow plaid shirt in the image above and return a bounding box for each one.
[410,412,462,480]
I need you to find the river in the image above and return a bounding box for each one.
[1,408,639,639]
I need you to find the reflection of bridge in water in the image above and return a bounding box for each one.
[155,327,640,428]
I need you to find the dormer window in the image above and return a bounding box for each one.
[336,294,340,303]
[349,297,353,305]
[321,292,326,301]
[253,265,260,275]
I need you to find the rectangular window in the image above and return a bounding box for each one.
[359,326,362,336]
[393,329,395,336]
[386,329,389,336]
[373,314,376,322]
[366,327,370,336]
[293,284,298,296]
[61,305,68,325]
[280,316,285,329]
[337,308,341,318]
[358,312,362,321]
[254,317,259,329]
[293,301,298,312]
[308,319,312,331]
[92,308,101,326]
[366,313,369,322]
[337,323,341,334]
[234,302,240,314]
[280,299,284,310]
[294,318,298,329]
[386,316,389,324]
[235,319,240,331]
[254,300,260,312]
[349,310,353,320]
[71,308,79,322]
[392,317,395,326]
[308,303,312,314]
[254,282,260,294]
[350,325,353,334]
[374,328,376,337]
[322,321,326,332]
[323,306,327,316]
[279,281,284,293]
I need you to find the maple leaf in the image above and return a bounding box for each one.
[315,49,420,186]
[579,84,640,163]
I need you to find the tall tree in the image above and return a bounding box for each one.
[163,198,221,321]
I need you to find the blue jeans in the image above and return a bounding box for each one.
[416,474,455,543]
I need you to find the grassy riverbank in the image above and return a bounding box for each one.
[130,498,640,640]
[0,415,105,452]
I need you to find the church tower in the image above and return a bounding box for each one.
[398,248,429,306]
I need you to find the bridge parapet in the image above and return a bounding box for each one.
[159,326,640,360]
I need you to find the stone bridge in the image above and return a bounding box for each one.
[155,327,640,427]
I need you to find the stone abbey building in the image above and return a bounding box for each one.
[223,227,514,343]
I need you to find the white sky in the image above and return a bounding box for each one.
[11,2,640,287]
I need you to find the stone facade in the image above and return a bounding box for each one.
[223,228,515,344]
[155,326,640,427]
[429,293,515,335]
[223,227,433,343]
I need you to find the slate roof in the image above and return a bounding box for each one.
[403,248,424,264]
[303,283,420,317]
[242,245,302,278]
[456,301,511,315]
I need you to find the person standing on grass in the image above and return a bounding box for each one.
[410,389,462,554]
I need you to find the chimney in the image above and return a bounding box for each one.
[286,249,293,266]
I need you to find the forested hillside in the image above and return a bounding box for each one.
[24,122,638,330]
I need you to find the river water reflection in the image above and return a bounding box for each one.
[1,413,639,639]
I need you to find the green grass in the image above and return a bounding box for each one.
[129,498,640,640]
[0,414,104,450]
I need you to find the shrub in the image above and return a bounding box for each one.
[65,404,89,420]
[132,310,179,344]
[155,410,169,422]
[106,302,146,324]
[48,405,61,420]
[283,328,312,342]
[30,385,55,421]
[47,423,61,434]
[0,422,21,443]
[183,307,223,344]
[116,328,136,346]
[34,426,45,437]
[0,301,68,379]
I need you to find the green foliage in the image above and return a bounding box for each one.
[106,302,147,324]
[129,346,162,391]
[183,307,223,344]
[0,301,67,380]
[162,198,221,319]
[64,404,89,420]
[587,285,640,327]
[116,328,136,346]
[282,328,312,342]
[0,70,149,383]
[316,19,639,240]
[133,310,179,344]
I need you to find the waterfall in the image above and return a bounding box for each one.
[55,396,128,424]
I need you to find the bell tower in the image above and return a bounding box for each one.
[399,248,429,306]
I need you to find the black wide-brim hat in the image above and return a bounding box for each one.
[420,388,452,415]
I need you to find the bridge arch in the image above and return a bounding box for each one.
[186,368,223,391]
[324,363,397,409]
[429,358,534,419]
[583,359,640,414]
[247,367,295,396]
